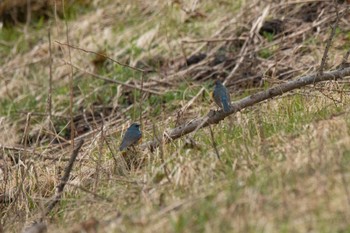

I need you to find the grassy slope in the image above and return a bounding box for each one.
[1,0,350,232]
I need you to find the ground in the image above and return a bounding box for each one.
[1,0,350,232]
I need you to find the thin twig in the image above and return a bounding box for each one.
[0,144,85,162]
[180,42,188,68]
[20,113,32,147]
[24,0,31,38]
[319,0,342,74]
[314,86,342,104]
[140,73,144,127]
[47,26,53,134]
[94,117,104,192]
[55,41,145,73]
[66,182,112,202]
[182,37,245,43]
[64,61,162,95]
[62,5,75,148]
[152,124,171,183]
[208,125,220,160]
[237,8,345,72]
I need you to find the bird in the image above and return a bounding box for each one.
[211,79,231,113]
[119,123,142,151]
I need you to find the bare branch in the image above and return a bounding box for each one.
[142,67,350,150]
[55,41,145,73]
[64,61,162,95]
[319,0,342,74]
[44,139,84,216]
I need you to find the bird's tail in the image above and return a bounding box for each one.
[119,144,126,151]
[222,97,231,113]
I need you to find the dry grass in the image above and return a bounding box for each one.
[1,0,350,232]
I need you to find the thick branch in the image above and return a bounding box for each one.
[142,67,350,150]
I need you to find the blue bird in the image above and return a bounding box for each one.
[119,123,142,151]
[211,80,231,113]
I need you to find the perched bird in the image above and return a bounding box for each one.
[119,123,142,151]
[211,80,231,113]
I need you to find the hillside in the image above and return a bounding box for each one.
[1,0,350,232]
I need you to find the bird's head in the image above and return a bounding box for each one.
[130,123,141,129]
[214,79,223,86]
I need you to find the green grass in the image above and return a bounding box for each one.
[0,27,29,59]
[63,3,92,21]
[2,0,350,233]
[262,31,274,42]
[0,92,43,117]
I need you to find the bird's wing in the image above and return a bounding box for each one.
[224,86,231,102]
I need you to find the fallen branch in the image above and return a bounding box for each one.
[21,140,84,233]
[142,67,350,150]
[44,139,84,216]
